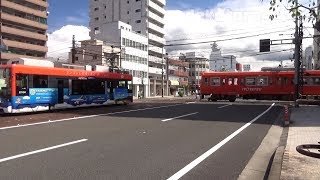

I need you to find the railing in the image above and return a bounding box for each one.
[148,11,165,25]
[148,22,165,35]
[148,0,165,15]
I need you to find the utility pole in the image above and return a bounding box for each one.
[110,45,115,72]
[161,46,164,98]
[294,0,302,107]
[71,35,76,63]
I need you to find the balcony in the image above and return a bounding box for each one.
[148,0,165,15]
[2,0,47,18]
[1,25,47,41]
[149,67,166,75]
[168,59,189,67]
[25,0,48,8]
[154,0,166,6]
[148,11,164,25]
[1,12,48,30]
[149,33,165,45]
[149,55,164,64]
[148,22,165,35]
[0,52,45,60]
[149,45,165,55]
[3,39,48,53]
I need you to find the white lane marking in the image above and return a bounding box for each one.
[186,102,196,104]
[162,112,199,122]
[218,104,232,109]
[167,103,275,180]
[0,104,182,131]
[0,139,88,163]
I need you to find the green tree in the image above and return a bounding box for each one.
[265,0,318,26]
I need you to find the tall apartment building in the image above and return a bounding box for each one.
[89,0,167,97]
[0,0,48,64]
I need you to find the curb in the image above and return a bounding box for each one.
[267,106,290,180]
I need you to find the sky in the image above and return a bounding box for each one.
[47,0,315,71]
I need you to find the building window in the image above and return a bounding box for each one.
[95,17,99,21]
[135,9,141,13]
[127,11,130,14]
[122,38,126,45]
[136,0,141,1]
[127,0,129,3]
[137,31,141,34]
[94,7,99,11]
[93,55,97,59]
[136,20,141,23]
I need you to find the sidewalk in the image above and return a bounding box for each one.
[280,106,320,180]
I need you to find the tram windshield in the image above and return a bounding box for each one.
[0,68,11,98]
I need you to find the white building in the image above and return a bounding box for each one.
[243,64,251,72]
[303,46,314,70]
[209,43,238,72]
[91,21,149,98]
[89,0,167,97]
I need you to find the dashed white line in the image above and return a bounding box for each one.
[161,112,199,122]
[0,139,88,163]
[218,104,232,109]
[0,104,183,131]
[186,102,196,104]
[166,103,275,180]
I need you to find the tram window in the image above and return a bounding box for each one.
[312,77,320,85]
[16,74,28,96]
[228,78,233,85]
[277,77,281,85]
[303,78,309,85]
[269,78,273,85]
[234,78,238,85]
[33,75,48,88]
[210,77,220,86]
[257,77,268,86]
[204,78,208,86]
[72,80,105,95]
[222,78,226,85]
[246,77,256,86]
[283,77,288,85]
[241,78,245,85]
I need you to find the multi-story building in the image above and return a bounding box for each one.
[209,43,238,72]
[243,64,251,72]
[91,21,149,97]
[0,0,48,64]
[89,0,167,97]
[68,39,121,67]
[181,52,210,92]
[167,58,189,96]
[303,46,314,70]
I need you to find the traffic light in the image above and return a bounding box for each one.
[260,39,270,52]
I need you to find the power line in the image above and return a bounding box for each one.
[165,29,295,47]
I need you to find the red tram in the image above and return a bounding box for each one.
[200,71,320,102]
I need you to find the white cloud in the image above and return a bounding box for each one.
[47,25,90,61]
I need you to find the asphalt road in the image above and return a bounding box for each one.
[0,101,282,180]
